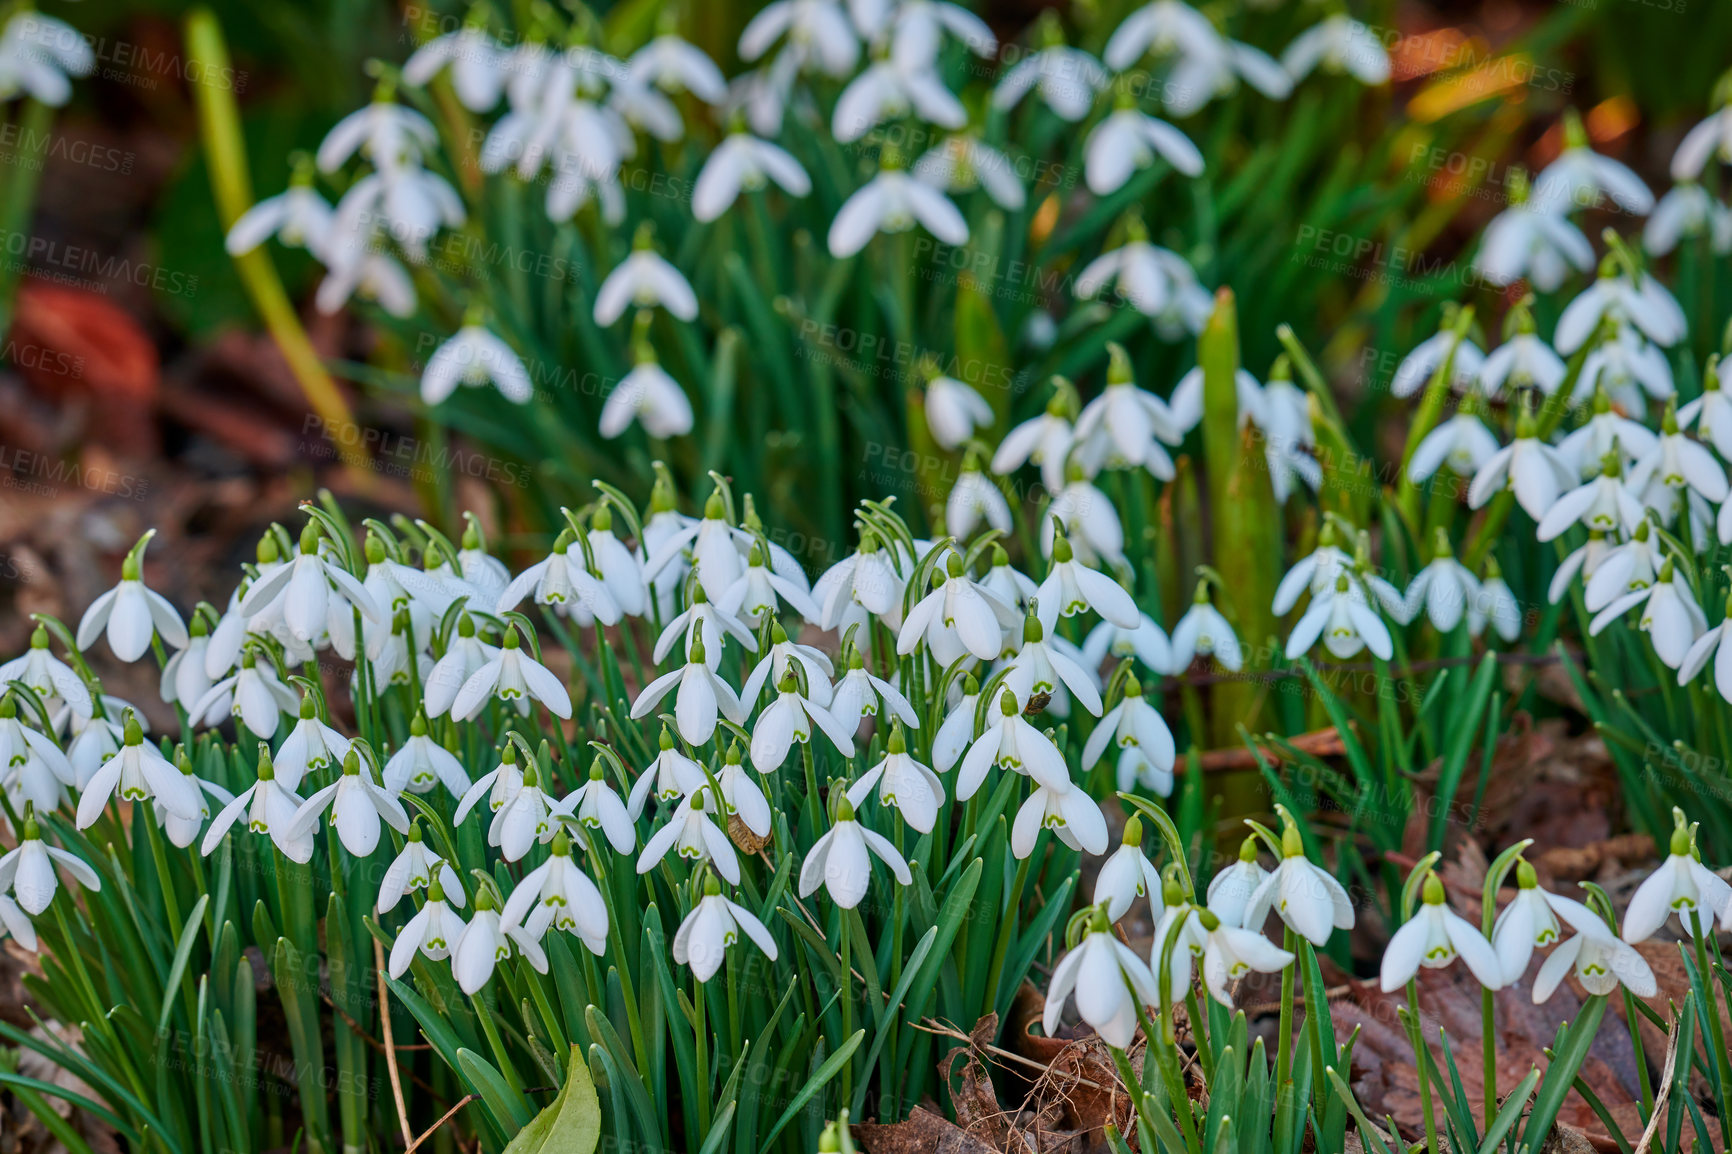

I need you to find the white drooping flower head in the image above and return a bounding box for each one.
[798,790,913,909]
[1243,811,1355,947]
[1043,905,1158,1047]
[421,319,532,407]
[1095,815,1165,924]
[77,531,189,664]
[1280,16,1390,86]
[1531,111,1654,217]
[1379,872,1505,992]
[1621,812,1732,942]
[0,12,93,106]
[828,144,968,258]
[673,874,780,982]
[0,805,100,916]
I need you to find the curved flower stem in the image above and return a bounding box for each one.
[840,909,853,1109]
[1482,986,1496,1130]
[693,971,711,1134]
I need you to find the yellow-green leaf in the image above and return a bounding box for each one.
[502,1044,601,1154]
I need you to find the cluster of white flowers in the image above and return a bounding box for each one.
[227,0,1390,442]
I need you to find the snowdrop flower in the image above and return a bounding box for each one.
[77,533,188,663]
[1074,219,1207,326]
[1576,328,1675,417]
[1628,403,1729,509]
[1557,392,1655,480]
[1027,473,1116,566]
[980,545,1038,614]
[238,522,381,645]
[0,809,99,916]
[1556,267,1687,355]
[1205,838,1269,929]
[562,761,638,855]
[1255,367,1323,504]
[628,27,726,101]
[1287,574,1393,660]
[387,876,467,978]
[452,887,547,994]
[692,128,810,221]
[1281,16,1390,85]
[1096,818,1165,924]
[1644,182,1732,256]
[77,713,201,830]
[924,368,994,451]
[702,742,767,839]
[487,758,561,862]
[898,554,1018,665]
[159,620,216,716]
[154,752,233,850]
[1475,558,1523,644]
[639,788,741,883]
[739,621,832,708]
[739,0,860,78]
[1081,613,1175,679]
[931,675,981,774]
[1082,675,1176,796]
[799,792,912,908]
[1463,418,1572,527]
[0,697,73,813]
[377,825,463,915]
[497,530,621,624]
[1479,320,1567,398]
[1196,906,1295,1006]
[673,875,779,982]
[945,458,1012,542]
[1379,873,1505,991]
[830,647,919,730]
[325,157,465,264]
[878,0,996,64]
[655,583,756,671]
[1532,112,1653,216]
[1591,560,1704,669]
[1490,861,1562,984]
[1473,173,1594,291]
[199,745,311,861]
[420,320,532,406]
[644,489,746,605]
[847,724,945,834]
[816,533,906,627]
[1537,455,1646,541]
[3,625,90,717]
[1678,361,1732,461]
[991,17,1107,122]
[828,145,968,258]
[1533,897,1657,1003]
[195,648,297,738]
[992,385,1075,493]
[1402,529,1480,634]
[502,829,608,954]
[1170,580,1242,671]
[1244,818,1355,947]
[318,91,438,172]
[403,22,506,111]
[422,615,499,721]
[272,697,351,792]
[718,547,818,630]
[627,727,705,819]
[453,744,524,826]
[595,228,697,326]
[451,629,572,721]
[832,53,964,142]
[1151,886,1209,1006]
[1621,815,1732,941]
[957,690,1069,800]
[1391,325,1485,399]
[1104,2,1289,114]
[1073,346,1184,481]
[1002,612,1104,715]
[1672,102,1732,181]
[1043,907,1158,1047]
[288,749,410,858]
[314,247,417,317]
[751,671,856,772]
[912,133,1025,211]
[0,12,94,105]
[1407,399,1499,485]
[1084,96,1203,195]
[225,169,334,257]
[1270,525,1351,619]
[632,636,745,747]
